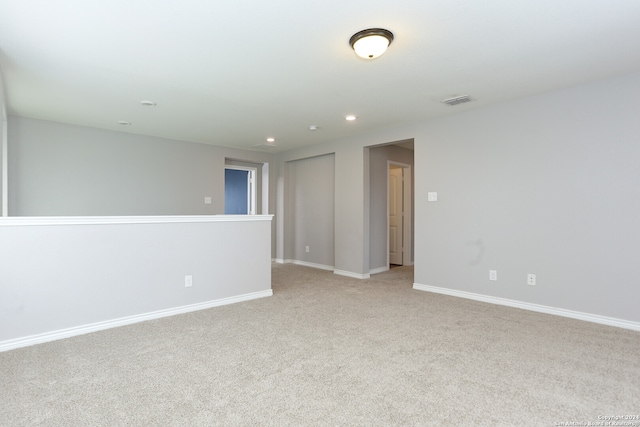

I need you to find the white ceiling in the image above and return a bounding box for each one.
[1,1,640,153]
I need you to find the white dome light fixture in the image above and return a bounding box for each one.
[349,28,394,59]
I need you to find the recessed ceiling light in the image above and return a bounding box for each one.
[345,115,357,121]
[140,100,156,107]
[266,137,275,143]
[118,120,131,125]
[309,125,319,131]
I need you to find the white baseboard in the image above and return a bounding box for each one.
[335,269,370,280]
[369,266,389,275]
[276,259,369,279]
[0,289,273,353]
[288,259,334,271]
[413,283,640,332]
[274,258,285,264]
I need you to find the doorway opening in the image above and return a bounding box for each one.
[224,166,256,214]
[388,161,412,266]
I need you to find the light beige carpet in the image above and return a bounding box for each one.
[1,264,639,426]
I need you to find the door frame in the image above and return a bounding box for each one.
[387,161,412,267]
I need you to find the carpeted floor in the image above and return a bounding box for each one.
[1,264,639,426]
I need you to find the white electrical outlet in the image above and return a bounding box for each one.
[489,270,497,281]
[527,274,536,286]
[305,246,310,253]
[185,275,193,287]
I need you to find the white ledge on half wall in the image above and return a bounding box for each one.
[0,214,273,226]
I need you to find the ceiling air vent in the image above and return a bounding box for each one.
[441,95,472,106]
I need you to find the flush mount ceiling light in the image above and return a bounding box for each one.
[266,137,276,143]
[345,115,357,121]
[349,28,394,59]
[118,120,131,126]
[140,100,156,107]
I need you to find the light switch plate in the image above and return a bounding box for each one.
[204,197,212,204]
[428,192,438,202]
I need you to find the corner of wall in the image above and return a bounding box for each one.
[0,68,7,217]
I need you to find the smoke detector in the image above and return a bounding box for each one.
[441,95,472,106]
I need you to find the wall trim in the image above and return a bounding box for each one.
[0,214,274,227]
[335,269,371,280]
[413,283,640,332]
[369,266,389,275]
[1,107,7,217]
[275,259,370,279]
[1,68,7,217]
[286,259,334,271]
[0,289,273,353]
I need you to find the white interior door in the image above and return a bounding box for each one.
[389,166,403,265]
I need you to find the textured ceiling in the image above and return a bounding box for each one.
[1,1,640,152]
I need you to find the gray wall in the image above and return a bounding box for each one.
[1,70,6,216]
[7,116,278,254]
[278,140,374,277]
[413,71,640,323]
[368,144,414,271]
[278,131,416,277]
[0,216,273,347]
[284,154,335,267]
[276,71,640,324]
[7,116,276,216]
[1,113,5,217]
[6,71,640,325]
